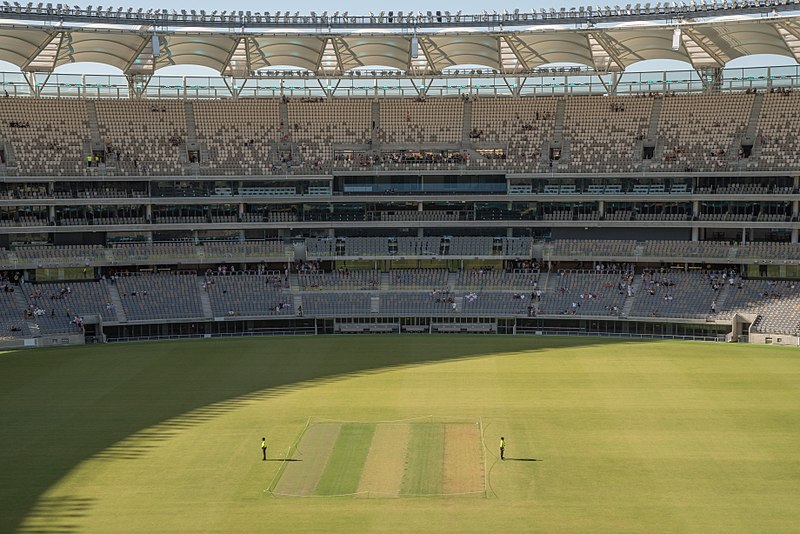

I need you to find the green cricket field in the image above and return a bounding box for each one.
[0,335,798,532]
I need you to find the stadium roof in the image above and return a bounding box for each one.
[1,9,800,76]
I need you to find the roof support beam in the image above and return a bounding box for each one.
[419,36,450,74]
[681,28,725,68]
[222,76,247,98]
[501,35,528,73]
[125,74,152,99]
[315,78,341,98]
[697,66,723,93]
[221,37,247,76]
[20,31,58,71]
[501,76,524,96]
[123,36,151,74]
[22,31,63,73]
[408,78,433,97]
[774,22,800,63]
[588,32,624,72]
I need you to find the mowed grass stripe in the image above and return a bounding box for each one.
[401,423,445,495]
[357,423,411,497]
[442,423,484,495]
[273,423,341,496]
[315,423,375,496]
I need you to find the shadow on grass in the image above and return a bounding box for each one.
[15,496,95,534]
[504,458,542,462]
[265,458,302,462]
[0,334,652,531]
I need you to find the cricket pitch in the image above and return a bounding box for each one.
[270,418,485,498]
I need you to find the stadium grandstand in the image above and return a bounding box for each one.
[1,1,800,347]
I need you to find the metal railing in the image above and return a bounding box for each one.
[3,65,800,100]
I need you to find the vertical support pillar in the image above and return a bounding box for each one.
[598,200,605,217]
[145,204,152,222]
[741,227,747,245]
[48,205,55,223]
[791,229,798,243]
[691,226,699,242]
[698,66,722,93]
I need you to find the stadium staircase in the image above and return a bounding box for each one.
[11,289,35,335]
[183,101,203,168]
[106,284,127,322]
[370,295,380,313]
[531,242,544,261]
[371,102,380,145]
[0,141,14,173]
[712,283,733,313]
[447,271,458,291]
[198,284,214,319]
[635,96,662,166]
[453,296,464,313]
[279,100,289,137]
[731,92,765,165]
[620,275,642,317]
[85,101,104,153]
[550,99,570,165]
[288,273,300,291]
[380,272,390,291]
[461,99,472,144]
[293,295,303,314]
[537,271,550,292]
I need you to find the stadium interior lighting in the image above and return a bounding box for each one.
[0,0,798,28]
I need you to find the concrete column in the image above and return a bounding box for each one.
[691,226,699,242]
[239,203,245,217]
[792,229,798,243]
[742,227,747,245]
[145,204,152,222]
[598,200,605,217]
[793,200,799,218]
[48,205,55,222]
[692,200,699,218]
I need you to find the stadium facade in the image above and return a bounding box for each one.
[0,3,799,348]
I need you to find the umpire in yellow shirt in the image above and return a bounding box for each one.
[261,437,267,461]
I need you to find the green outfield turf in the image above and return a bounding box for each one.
[0,335,799,532]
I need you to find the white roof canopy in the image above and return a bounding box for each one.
[1,15,799,76]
